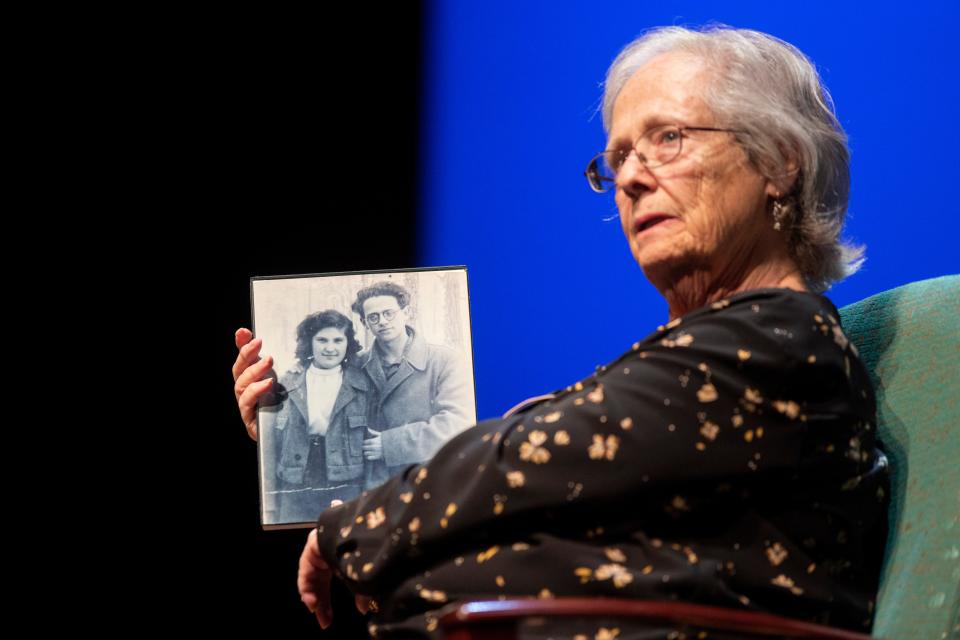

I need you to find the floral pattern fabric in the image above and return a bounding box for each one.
[316,289,888,638]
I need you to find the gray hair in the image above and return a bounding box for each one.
[602,25,863,292]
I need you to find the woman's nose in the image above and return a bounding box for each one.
[617,151,657,198]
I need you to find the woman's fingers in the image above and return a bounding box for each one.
[231,336,263,383]
[232,329,274,441]
[234,327,253,350]
[238,377,274,440]
[298,529,334,628]
[234,353,274,402]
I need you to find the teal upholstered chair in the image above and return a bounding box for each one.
[440,275,960,640]
[839,274,959,640]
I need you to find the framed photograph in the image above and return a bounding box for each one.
[251,266,478,529]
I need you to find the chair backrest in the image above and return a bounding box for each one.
[839,275,960,640]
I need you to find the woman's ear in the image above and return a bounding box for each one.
[766,148,800,198]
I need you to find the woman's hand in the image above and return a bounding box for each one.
[232,328,275,441]
[298,528,334,628]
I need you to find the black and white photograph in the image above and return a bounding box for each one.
[251,267,477,529]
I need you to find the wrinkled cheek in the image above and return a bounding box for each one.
[615,196,632,237]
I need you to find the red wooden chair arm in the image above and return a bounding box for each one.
[438,598,872,640]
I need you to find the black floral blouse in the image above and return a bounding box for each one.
[315,288,889,638]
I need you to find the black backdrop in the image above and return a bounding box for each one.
[155,6,424,636]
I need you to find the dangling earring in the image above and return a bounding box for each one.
[772,198,786,231]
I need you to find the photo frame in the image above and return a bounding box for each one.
[251,266,478,529]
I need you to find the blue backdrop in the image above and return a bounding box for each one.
[419,1,959,420]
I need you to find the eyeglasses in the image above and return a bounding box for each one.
[584,124,743,193]
[365,308,401,325]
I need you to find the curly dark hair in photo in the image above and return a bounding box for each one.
[294,309,363,368]
[351,281,411,321]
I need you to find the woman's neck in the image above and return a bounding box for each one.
[657,255,808,320]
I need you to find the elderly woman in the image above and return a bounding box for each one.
[234,26,887,638]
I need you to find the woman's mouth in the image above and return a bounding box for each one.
[633,213,676,234]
